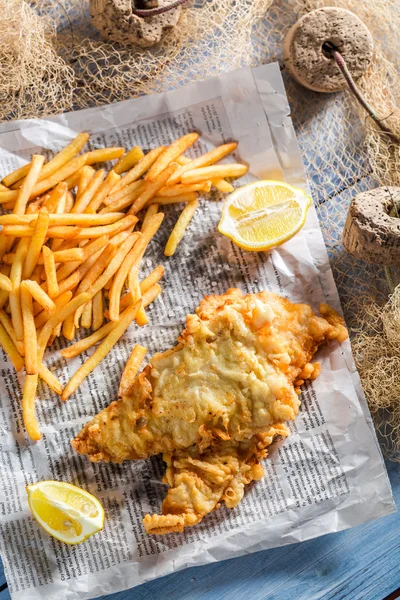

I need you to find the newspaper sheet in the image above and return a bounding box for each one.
[0,63,395,600]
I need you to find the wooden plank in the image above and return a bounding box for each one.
[0,461,397,600]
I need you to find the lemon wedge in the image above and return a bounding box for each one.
[27,480,104,545]
[218,180,311,251]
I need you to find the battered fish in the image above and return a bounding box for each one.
[72,289,347,532]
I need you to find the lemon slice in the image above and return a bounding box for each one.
[218,180,311,251]
[27,480,104,545]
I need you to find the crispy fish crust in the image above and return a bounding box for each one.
[72,288,347,531]
[143,424,290,534]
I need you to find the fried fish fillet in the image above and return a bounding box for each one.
[143,424,290,534]
[72,289,347,532]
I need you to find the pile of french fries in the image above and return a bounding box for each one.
[0,131,247,441]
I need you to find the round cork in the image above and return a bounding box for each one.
[342,187,400,265]
[283,7,374,93]
[90,0,182,48]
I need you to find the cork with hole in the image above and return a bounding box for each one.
[283,7,374,93]
[342,187,400,265]
[90,0,182,47]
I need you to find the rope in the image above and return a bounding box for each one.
[132,0,190,17]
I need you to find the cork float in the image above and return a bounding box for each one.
[342,187,400,265]
[283,7,374,93]
[90,0,184,47]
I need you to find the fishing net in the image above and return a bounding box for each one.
[0,0,399,459]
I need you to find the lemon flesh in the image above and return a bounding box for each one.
[27,480,104,545]
[218,180,311,251]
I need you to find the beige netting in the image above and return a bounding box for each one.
[0,0,74,120]
[0,0,399,459]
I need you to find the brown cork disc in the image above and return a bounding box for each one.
[342,187,400,266]
[90,0,182,48]
[283,7,374,93]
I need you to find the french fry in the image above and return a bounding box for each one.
[85,147,125,165]
[108,231,131,246]
[141,283,162,308]
[167,142,237,185]
[140,265,165,294]
[65,191,75,213]
[149,193,197,205]
[64,169,83,191]
[128,165,176,215]
[158,183,209,196]
[52,322,62,338]
[141,204,158,231]
[164,200,199,256]
[87,233,141,300]
[0,271,10,309]
[76,166,96,201]
[109,214,163,321]
[76,243,118,294]
[0,322,24,371]
[55,236,109,283]
[176,155,234,191]
[0,212,124,226]
[20,284,37,374]
[62,313,76,340]
[114,146,144,175]
[11,133,90,191]
[212,178,234,193]
[145,133,199,181]
[22,280,55,312]
[61,300,141,401]
[38,364,62,395]
[13,155,45,215]
[119,265,165,312]
[111,146,166,194]
[2,163,31,189]
[34,292,73,329]
[0,190,19,204]
[70,320,115,359]
[56,187,67,214]
[119,344,147,395]
[73,168,104,213]
[61,320,115,359]
[181,164,248,184]
[81,299,92,328]
[85,170,121,213]
[9,238,29,341]
[39,248,84,264]
[50,189,70,252]
[103,179,144,207]
[22,209,50,279]
[0,273,12,292]
[92,290,104,331]
[42,183,68,213]
[1,224,78,238]
[100,182,145,213]
[0,308,20,350]
[53,215,137,240]
[22,373,40,440]
[42,247,59,298]
[128,267,147,326]
[172,155,190,166]
[28,154,89,200]
[37,293,90,360]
